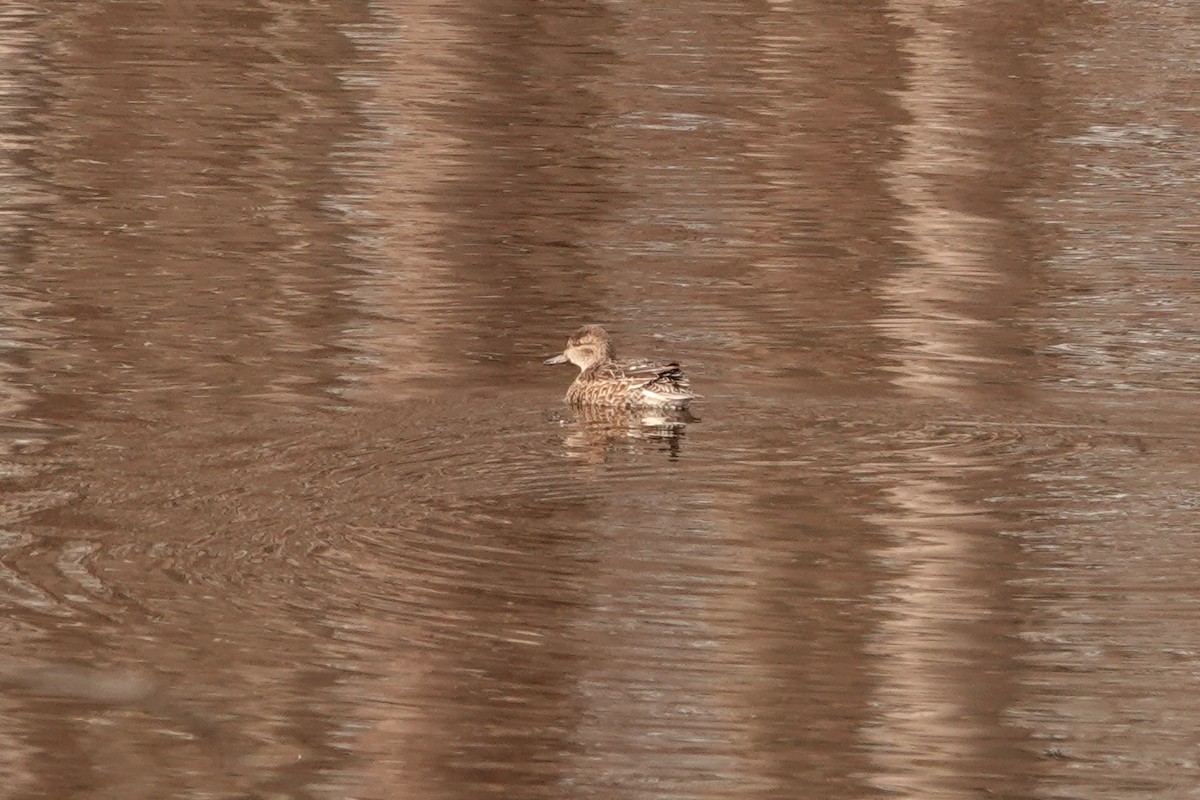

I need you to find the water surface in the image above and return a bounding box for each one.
[1,1,1198,798]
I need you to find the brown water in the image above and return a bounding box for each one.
[1,1,1198,798]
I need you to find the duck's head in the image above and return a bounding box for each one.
[543,324,615,370]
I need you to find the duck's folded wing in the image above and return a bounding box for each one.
[619,359,680,380]
[627,361,692,398]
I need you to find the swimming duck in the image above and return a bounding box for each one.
[543,325,695,408]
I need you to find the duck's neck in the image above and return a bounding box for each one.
[579,356,613,377]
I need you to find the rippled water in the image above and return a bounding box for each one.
[1,1,1199,798]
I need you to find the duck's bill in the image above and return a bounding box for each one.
[543,353,569,365]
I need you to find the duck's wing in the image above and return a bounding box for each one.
[619,360,694,403]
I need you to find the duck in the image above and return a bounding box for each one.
[543,325,695,408]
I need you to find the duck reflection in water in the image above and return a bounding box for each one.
[559,402,697,462]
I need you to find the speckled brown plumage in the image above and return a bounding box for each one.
[544,325,695,408]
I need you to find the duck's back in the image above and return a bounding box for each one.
[569,358,694,408]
